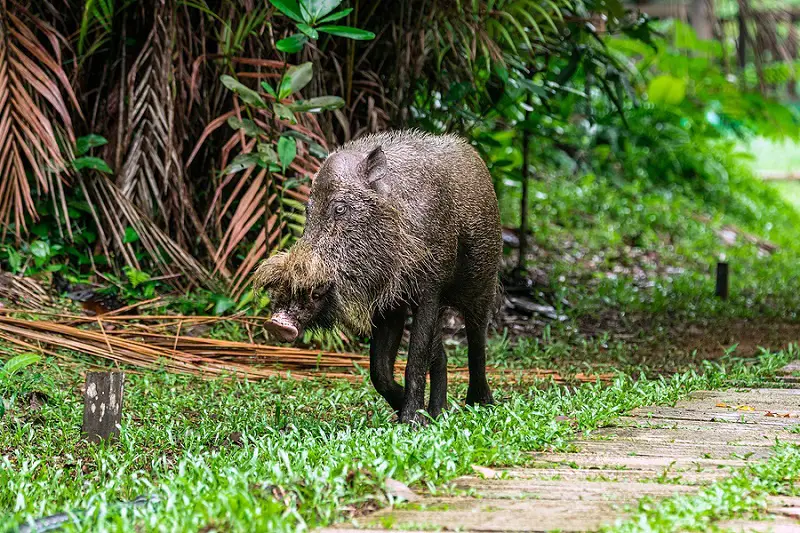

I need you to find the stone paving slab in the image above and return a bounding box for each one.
[363,500,625,532]
[568,440,775,459]
[321,373,800,532]
[613,416,800,434]
[527,452,750,470]
[449,478,698,500]
[628,406,800,427]
[591,426,800,446]
[490,467,728,485]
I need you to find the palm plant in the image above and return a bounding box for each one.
[0,0,649,297]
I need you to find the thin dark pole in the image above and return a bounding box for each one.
[518,100,531,273]
[716,262,729,300]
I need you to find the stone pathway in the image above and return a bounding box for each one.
[324,366,800,532]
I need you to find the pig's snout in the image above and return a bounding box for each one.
[269,311,300,342]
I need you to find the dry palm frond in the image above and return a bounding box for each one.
[80,172,220,291]
[0,272,52,310]
[0,313,367,380]
[0,312,614,384]
[116,1,221,272]
[0,0,82,239]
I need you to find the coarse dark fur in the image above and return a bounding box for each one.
[254,130,502,424]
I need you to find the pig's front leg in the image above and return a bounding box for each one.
[400,293,440,425]
[369,304,407,412]
[427,337,447,418]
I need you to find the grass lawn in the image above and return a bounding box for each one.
[0,347,793,532]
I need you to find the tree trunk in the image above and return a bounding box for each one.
[690,0,713,40]
[790,16,798,98]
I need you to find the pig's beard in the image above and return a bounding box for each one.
[311,217,431,335]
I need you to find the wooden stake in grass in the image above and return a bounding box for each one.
[82,372,124,443]
[716,262,729,300]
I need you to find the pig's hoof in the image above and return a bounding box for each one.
[465,391,495,407]
[399,409,429,427]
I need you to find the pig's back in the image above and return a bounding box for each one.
[338,130,502,284]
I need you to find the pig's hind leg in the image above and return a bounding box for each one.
[369,304,407,412]
[464,300,494,406]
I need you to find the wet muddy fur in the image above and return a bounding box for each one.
[254,130,502,424]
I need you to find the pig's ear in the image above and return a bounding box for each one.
[360,146,388,194]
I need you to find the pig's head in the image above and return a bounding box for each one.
[254,143,432,339]
[253,241,336,342]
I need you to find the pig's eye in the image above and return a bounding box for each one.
[311,286,329,299]
[334,204,348,217]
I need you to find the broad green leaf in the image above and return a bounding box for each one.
[6,248,21,273]
[280,61,314,100]
[278,77,292,101]
[224,153,262,174]
[300,0,340,22]
[220,75,267,108]
[30,240,50,259]
[273,103,297,123]
[278,136,297,170]
[269,0,305,22]
[276,34,307,53]
[261,81,277,98]
[257,143,279,163]
[287,95,345,112]
[123,226,139,244]
[228,117,267,137]
[318,7,352,23]
[281,130,329,158]
[317,25,375,40]
[297,23,319,39]
[213,296,236,315]
[2,353,41,376]
[648,74,687,106]
[236,289,254,311]
[281,197,307,211]
[76,134,108,156]
[73,156,113,174]
[307,141,328,159]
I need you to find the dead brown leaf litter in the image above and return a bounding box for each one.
[0,310,611,384]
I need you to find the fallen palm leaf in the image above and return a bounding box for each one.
[0,273,52,310]
[0,311,616,385]
[0,314,364,380]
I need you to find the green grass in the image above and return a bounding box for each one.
[605,441,800,532]
[497,149,800,323]
[0,349,792,532]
